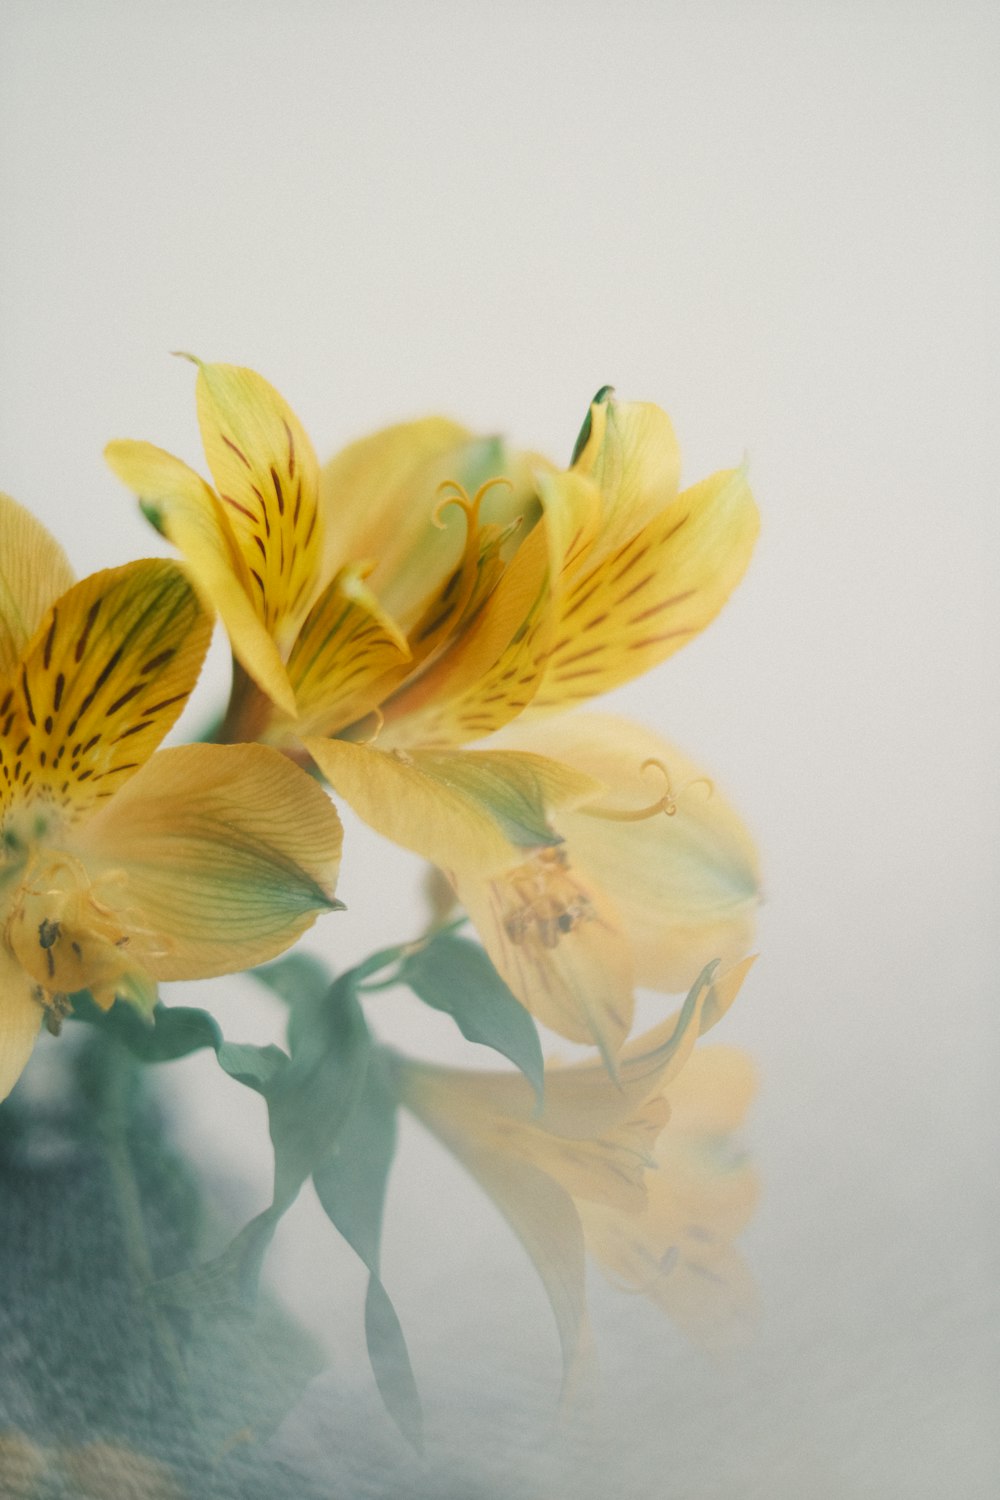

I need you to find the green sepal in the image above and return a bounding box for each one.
[570,384,615,466]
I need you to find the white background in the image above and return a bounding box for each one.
[2,3,998,1496]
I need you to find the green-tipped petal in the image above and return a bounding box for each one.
[306,739,601,876]
[76,743,343,979]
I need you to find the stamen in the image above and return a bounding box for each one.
[502,846,595,949]
[432,476,513,530]
[583,759,714,822]
[351,705,385,745]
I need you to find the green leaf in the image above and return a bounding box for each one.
[365,1277,423,1452]
[268,971,371,1214]
[216,1041,289,1096]
[70,992,223,1062]
[399,933,545,1106]
[313,1051,422,1448]
[251,951,333,1008]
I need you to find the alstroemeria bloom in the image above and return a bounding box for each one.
[106,364,758,1063]
[0,494,343,1100]
[395,959,757,1379]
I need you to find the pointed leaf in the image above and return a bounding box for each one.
[398,933,545,1106]
[252,951,335,1008]
[312,1051,422,1447]
[365,1275,424,1451]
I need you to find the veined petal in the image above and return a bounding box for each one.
[530,466,760,711]
[306,739,601,876]
[0,560,210,822]
[454,854,634,1066]
[75,743,343,979]
[0,493,75,681]
[0,948,43,1101]
[104,440,296,716]
[379,521,552,748]
[282,565,411,738]
[501,715,760,993]
[193,361,323,646]
[380,468,605,750]
[570,393,682,565]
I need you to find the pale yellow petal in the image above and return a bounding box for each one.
[0,492,75,680]
[0,560,210,823]
[570,393,682,565]
[75,743,342,979]
[193,361,323,646]
[501,715,760,993]
[454,853,634,1066]
[319,415,472,584]
[306,739,600,876]
[530,465,759,712]
[320,421,545,629]
[400,1064,589,1384]
[104,439,296,716]
[0,949,42,1100]
[660,1043,758,1135]
[581,1045,759,1348]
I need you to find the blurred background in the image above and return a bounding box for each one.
[1,2,997,1496]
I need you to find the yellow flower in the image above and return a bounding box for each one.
[106,363,759,1063]
[0,493,343,1101]
[396,959,757,1378]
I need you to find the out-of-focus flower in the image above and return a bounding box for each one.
[0,1430,184,1500]
[0,494,343,1100]
[107,364,758,1062]
[395,958,757,1376]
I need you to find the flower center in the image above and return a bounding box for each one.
[4,850,160,1015]
[502,846,595,950]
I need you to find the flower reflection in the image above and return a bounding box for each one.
[395,959,758,1379]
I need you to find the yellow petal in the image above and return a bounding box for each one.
[454,851,634,1066]
[104,439,296,716]
[531,465,759,711]
[0,949,43,1100]
[193,361,323,646]
[282,564,410,737]
[306,738,601,876]
[0,560,210,822]
[399,1062,589,1385]
[0,493,75,681]
[380,470,598,749]
[580,1045,759,1349]
[320,420,545,629]
[379,520,552,747]
[570,393,682,565]
[501,714,760,993]
[660,1043,758,1134]
[76,743,343,979]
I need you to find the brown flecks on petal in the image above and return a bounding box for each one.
[221,433,253,470]
[75,598,102,662]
